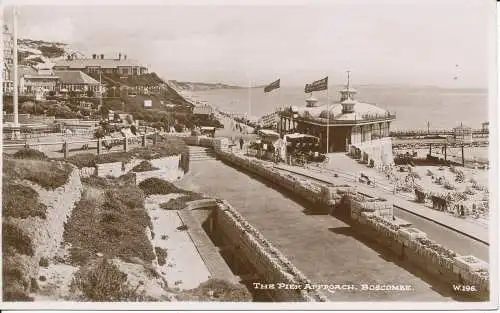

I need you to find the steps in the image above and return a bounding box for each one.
[189,146,217,161]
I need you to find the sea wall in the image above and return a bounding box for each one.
[213,144,489,300]
[214,200,327,302]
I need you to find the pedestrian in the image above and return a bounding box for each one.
[239,137,244,150]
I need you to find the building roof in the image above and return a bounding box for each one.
[53,70,99,85]
[54,58,146,69]
[295,99,391,121]
[193,105,213,115]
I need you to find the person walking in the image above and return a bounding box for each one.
[239,137,244,150]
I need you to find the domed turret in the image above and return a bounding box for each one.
[305,96,318,107]
[341,97,356,114]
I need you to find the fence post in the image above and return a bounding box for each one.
[142,133,147,147]
[153,131,158,145]
[123,137,129,152]
[63,141,69,159]
[97,139,101,155]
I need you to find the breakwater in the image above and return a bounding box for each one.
[212,146,490,301]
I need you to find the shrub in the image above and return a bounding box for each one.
[176,225,188,231]
[132,161,159,172]
[138,178,184,195]
[3,221,34,256]
[159,194,204,210]
[13,148,47,160]
[71,258,147,301]
[2,183,47,219]
[154,247,168,266]
[66,153,97,168]
[39,257,49,268]
[3,158,73,190]
[179,278,252,302]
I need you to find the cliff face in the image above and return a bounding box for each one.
[168,80,245,91]
[17,38,84,68]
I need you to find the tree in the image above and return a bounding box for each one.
[86,90,95,98]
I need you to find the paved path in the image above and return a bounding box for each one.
[274,163,489,246]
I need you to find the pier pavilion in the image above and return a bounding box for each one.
[277,84,396,164]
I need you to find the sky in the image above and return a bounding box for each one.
[1,0,495,88]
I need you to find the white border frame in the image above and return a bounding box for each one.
[1,0,498,311]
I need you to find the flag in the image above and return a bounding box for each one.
[264,79,280,93]
[305,76,328,93]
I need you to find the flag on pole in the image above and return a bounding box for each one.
[264,79,280,93]
[305,76,328,93]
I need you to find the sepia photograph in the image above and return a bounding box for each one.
[0,0,498,311]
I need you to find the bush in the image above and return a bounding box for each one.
[13,148,47,160]
[138,178,184,196]
[71,258,147,301]
[3,221,34,256]
[39,257,49,268]
[179,278,252,302]
[3,158,73,190]
[176,225,188,231]
[154,247,168,266]
[2,183,47,219]
[132,161,159,172]
[159,194,204,210]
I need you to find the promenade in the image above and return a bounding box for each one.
[274,161,489,247]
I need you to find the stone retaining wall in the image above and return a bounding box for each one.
[213,145,490,300]
[214,200,327,302]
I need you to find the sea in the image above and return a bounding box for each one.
[190,85,489,131]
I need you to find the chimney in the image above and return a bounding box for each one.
[101,54,104,59]
[124,54,127,60]
[92,54,96,59]
[119,53,122,60]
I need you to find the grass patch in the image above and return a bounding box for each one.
[3,157,73,190]
[13,148,48,160]
[70,258,148,301]
[63,185,155,266]
[2,182,47,219]
[132,161,159,172]
[178,278,252,301]
[154,247,168,266]
[2,221,34,257]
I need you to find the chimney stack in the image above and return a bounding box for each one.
[92,54,96,59]
[124,54,127,60]
[119,53,122,60]
[101,54,104,59]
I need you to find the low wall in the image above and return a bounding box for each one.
[213,147,490,300]
[214,200,327,302]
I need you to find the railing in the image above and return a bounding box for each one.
[391,129,489,137]
[3,131,160,159]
